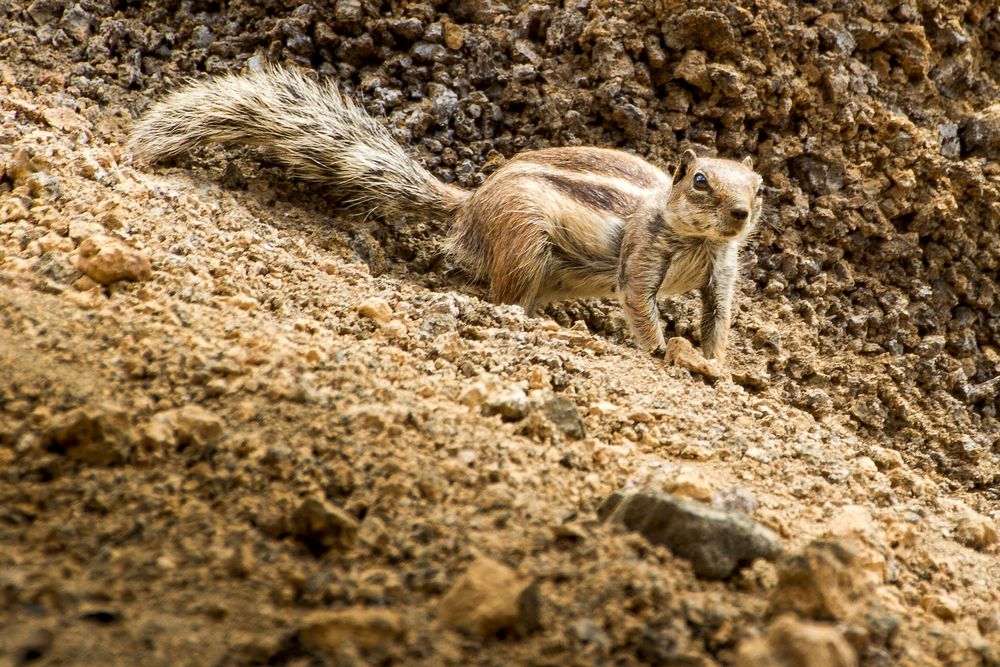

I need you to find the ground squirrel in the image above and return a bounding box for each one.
[129,66,764,361]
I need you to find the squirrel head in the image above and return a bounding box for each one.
[669,149,764,242]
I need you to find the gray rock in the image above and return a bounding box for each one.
[412,41,448,64]
[61,4,92,43]
[599,490,783,579]
[790,155,844,194]
[427,83,459,123]
[333,0,363,31]
[961,103,1000,158]
[545,8,584,51]
[543,396,585,439]
[939,123,961,158]
[390,17,424,41]
[189,25,214,49]
[33,251,78,285]
[569,618,609,649]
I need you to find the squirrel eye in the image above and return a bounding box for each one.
[757,184,765,196]
[692,172,708,189]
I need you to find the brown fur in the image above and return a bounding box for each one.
[512,147,663,188]
[536,173,641,220]
[129,68,765,361]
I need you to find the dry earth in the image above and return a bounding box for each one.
[1,0,1000,665]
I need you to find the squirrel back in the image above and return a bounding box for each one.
[128,66,468,222]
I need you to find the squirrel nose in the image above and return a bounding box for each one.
[730,208,749,222]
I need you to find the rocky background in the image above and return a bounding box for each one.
[1,0,999,665]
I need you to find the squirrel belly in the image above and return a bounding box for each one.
[129,66,764,361]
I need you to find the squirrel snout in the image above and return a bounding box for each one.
[718,206,751,238]
[729,207,749,222]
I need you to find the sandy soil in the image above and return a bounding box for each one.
[1,0,999,665]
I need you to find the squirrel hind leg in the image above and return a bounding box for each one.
[488,246,552,317]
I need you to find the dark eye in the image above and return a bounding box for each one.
[757,184,765,197]
[692,173,708,190]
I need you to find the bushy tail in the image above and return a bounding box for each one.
[128,66,467,221]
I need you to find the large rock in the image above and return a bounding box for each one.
[769,538,903,654]
[598,490,783,579]
[172,405,224,448]
[768,540,866,620]
[823,505,892,589]
[954,512,998,551]
[662,8,737,56]
[437,556,540,637]
[298,607,403,661]
[734,614,857,667]
[141,405,224,450]
[76,234,152,285]
[44,403,137,465]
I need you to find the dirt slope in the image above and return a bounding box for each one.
[1,0,999,665]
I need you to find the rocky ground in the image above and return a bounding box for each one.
[1,0,999,665]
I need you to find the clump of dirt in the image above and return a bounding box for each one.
[1,0,999,665]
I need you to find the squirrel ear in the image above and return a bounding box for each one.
[673,149,698,184]
[742,156,754,169]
